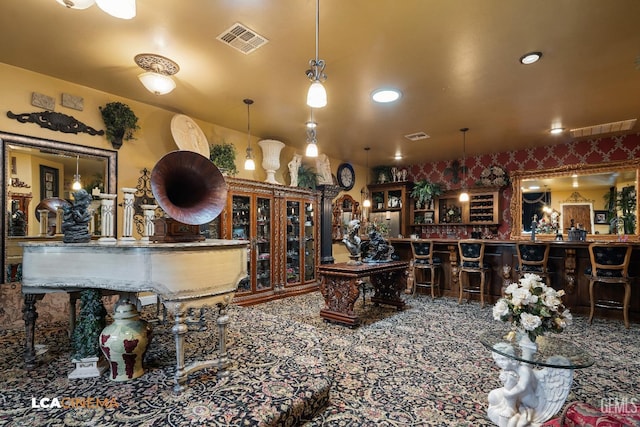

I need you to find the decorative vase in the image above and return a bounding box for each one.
[99,302,151,381]
[258,139,285,184]
[517,329,538,361]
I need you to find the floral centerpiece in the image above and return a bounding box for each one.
[535,210,561,234]
[493,273,572,342]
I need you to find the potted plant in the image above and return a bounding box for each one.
[99,102,140,149]
[372,165,392,184]
[411,180,443,209]
[209,141,238,176]
[296,164,320,189]
[68,289,108,379]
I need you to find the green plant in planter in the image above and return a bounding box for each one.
[297,164,320,189]
[99,102,140,149]
[411,180,443,208]
[71,289,107,360]
[210,141,238,176]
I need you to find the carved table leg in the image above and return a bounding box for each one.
[215,306,231,378]
[448,244,459,296]
[23,293,42,370]
[405,259,415,294]
[319,274,361,326]
[370,269,407,310]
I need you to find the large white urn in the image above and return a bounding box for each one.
[258,139,285,184]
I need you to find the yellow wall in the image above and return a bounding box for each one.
[0,62,368,248]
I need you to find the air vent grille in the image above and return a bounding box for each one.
[404,132,430,141]
[216,23,268,54]
[570,119,636,138]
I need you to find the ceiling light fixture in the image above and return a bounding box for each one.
[55,0,95,9]
[243,98,255,171]
[362,147,371,208]
[305,0,327,108]
[459,128,470,202]
[134,53,179,95]
[305,110,319,157]
[520,51,542,65]
[95,0,136,19]
[550,127,565,134]
[372,89,401,103]
[72,155,82,191]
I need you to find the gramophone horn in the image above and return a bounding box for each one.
[151,150,227,225]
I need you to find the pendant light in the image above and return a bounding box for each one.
[305,109,319,157]
[243,98,256,171]
[305,0,327,108]
[72,155,82,190]
[95,0,136,19]
[459,128,469,202]
[362,147,371,208]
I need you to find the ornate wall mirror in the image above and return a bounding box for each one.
[1,131,117,284]
[332,194,360,241]
[510,159,639,240]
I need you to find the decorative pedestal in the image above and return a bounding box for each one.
[258,139,285,184]
[68,356,108,379]
[99,302,151,381]
[37,209,49,237]
[140,204,158,243]
[98,193,117,244]
[120,187,137,243]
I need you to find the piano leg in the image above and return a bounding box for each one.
[171,311,189,394]
[171,304,232,394]
[23,293,43,370]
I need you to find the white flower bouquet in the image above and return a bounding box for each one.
[493,273,572,341]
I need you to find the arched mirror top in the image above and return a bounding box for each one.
[510,159,639,241]
[332,194,361,241]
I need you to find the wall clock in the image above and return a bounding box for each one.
[337,163,355,190]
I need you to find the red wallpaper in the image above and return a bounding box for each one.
[408,133,640,239]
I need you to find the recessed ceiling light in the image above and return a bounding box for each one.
[394,153,402,160]
[550,127,564,134]
[519,51,542,65]
[372,88,401,103]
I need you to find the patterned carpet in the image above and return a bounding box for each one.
[1,291,638,426]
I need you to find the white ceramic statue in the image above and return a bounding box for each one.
[288,154,302,187]
[316,153,333,185]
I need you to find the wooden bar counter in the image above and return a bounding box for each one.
[390,238,640,324]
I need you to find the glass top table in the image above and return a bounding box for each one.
[480,330,594,426]
[479,330,595,369]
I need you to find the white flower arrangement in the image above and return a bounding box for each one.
[493,273,572,341]
[478,165,509,187]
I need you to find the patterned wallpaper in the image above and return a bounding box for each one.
[408,133,640,239]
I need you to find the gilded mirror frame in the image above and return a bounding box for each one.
[510,159,640,241]
[1,131,117,284]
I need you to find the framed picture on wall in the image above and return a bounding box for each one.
[39,165,59,200]
[594,210,608,225]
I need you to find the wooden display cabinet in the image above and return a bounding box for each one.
[217,178,320,305]
[368,182,412,237]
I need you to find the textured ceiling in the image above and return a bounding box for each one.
[1,0,639,168]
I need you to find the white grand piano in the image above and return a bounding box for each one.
[20,239,247,392]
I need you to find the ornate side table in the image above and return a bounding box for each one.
[479,331,594,426]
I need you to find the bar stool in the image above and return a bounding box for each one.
[515,242,551,285]
[585,242,633,328]
[458,239,490,307]
[410,240,441,300]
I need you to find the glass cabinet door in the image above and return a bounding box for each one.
[232,195,252,293]
[286,201,301,284]
[304,202,316,281]
[255,197,272,291]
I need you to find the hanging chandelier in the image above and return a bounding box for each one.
[305,109,319,157]
[72,155,82,190]
[305,0,327,108]
[362,147,371,208]
[244,98,256,170]
[56,0,136,19]
[459,128,470,202]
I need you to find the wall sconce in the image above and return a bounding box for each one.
[134,53,179,95]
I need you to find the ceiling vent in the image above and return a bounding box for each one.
[216,23,268,54]
[570,119,636,138]
[404,132,430,141]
